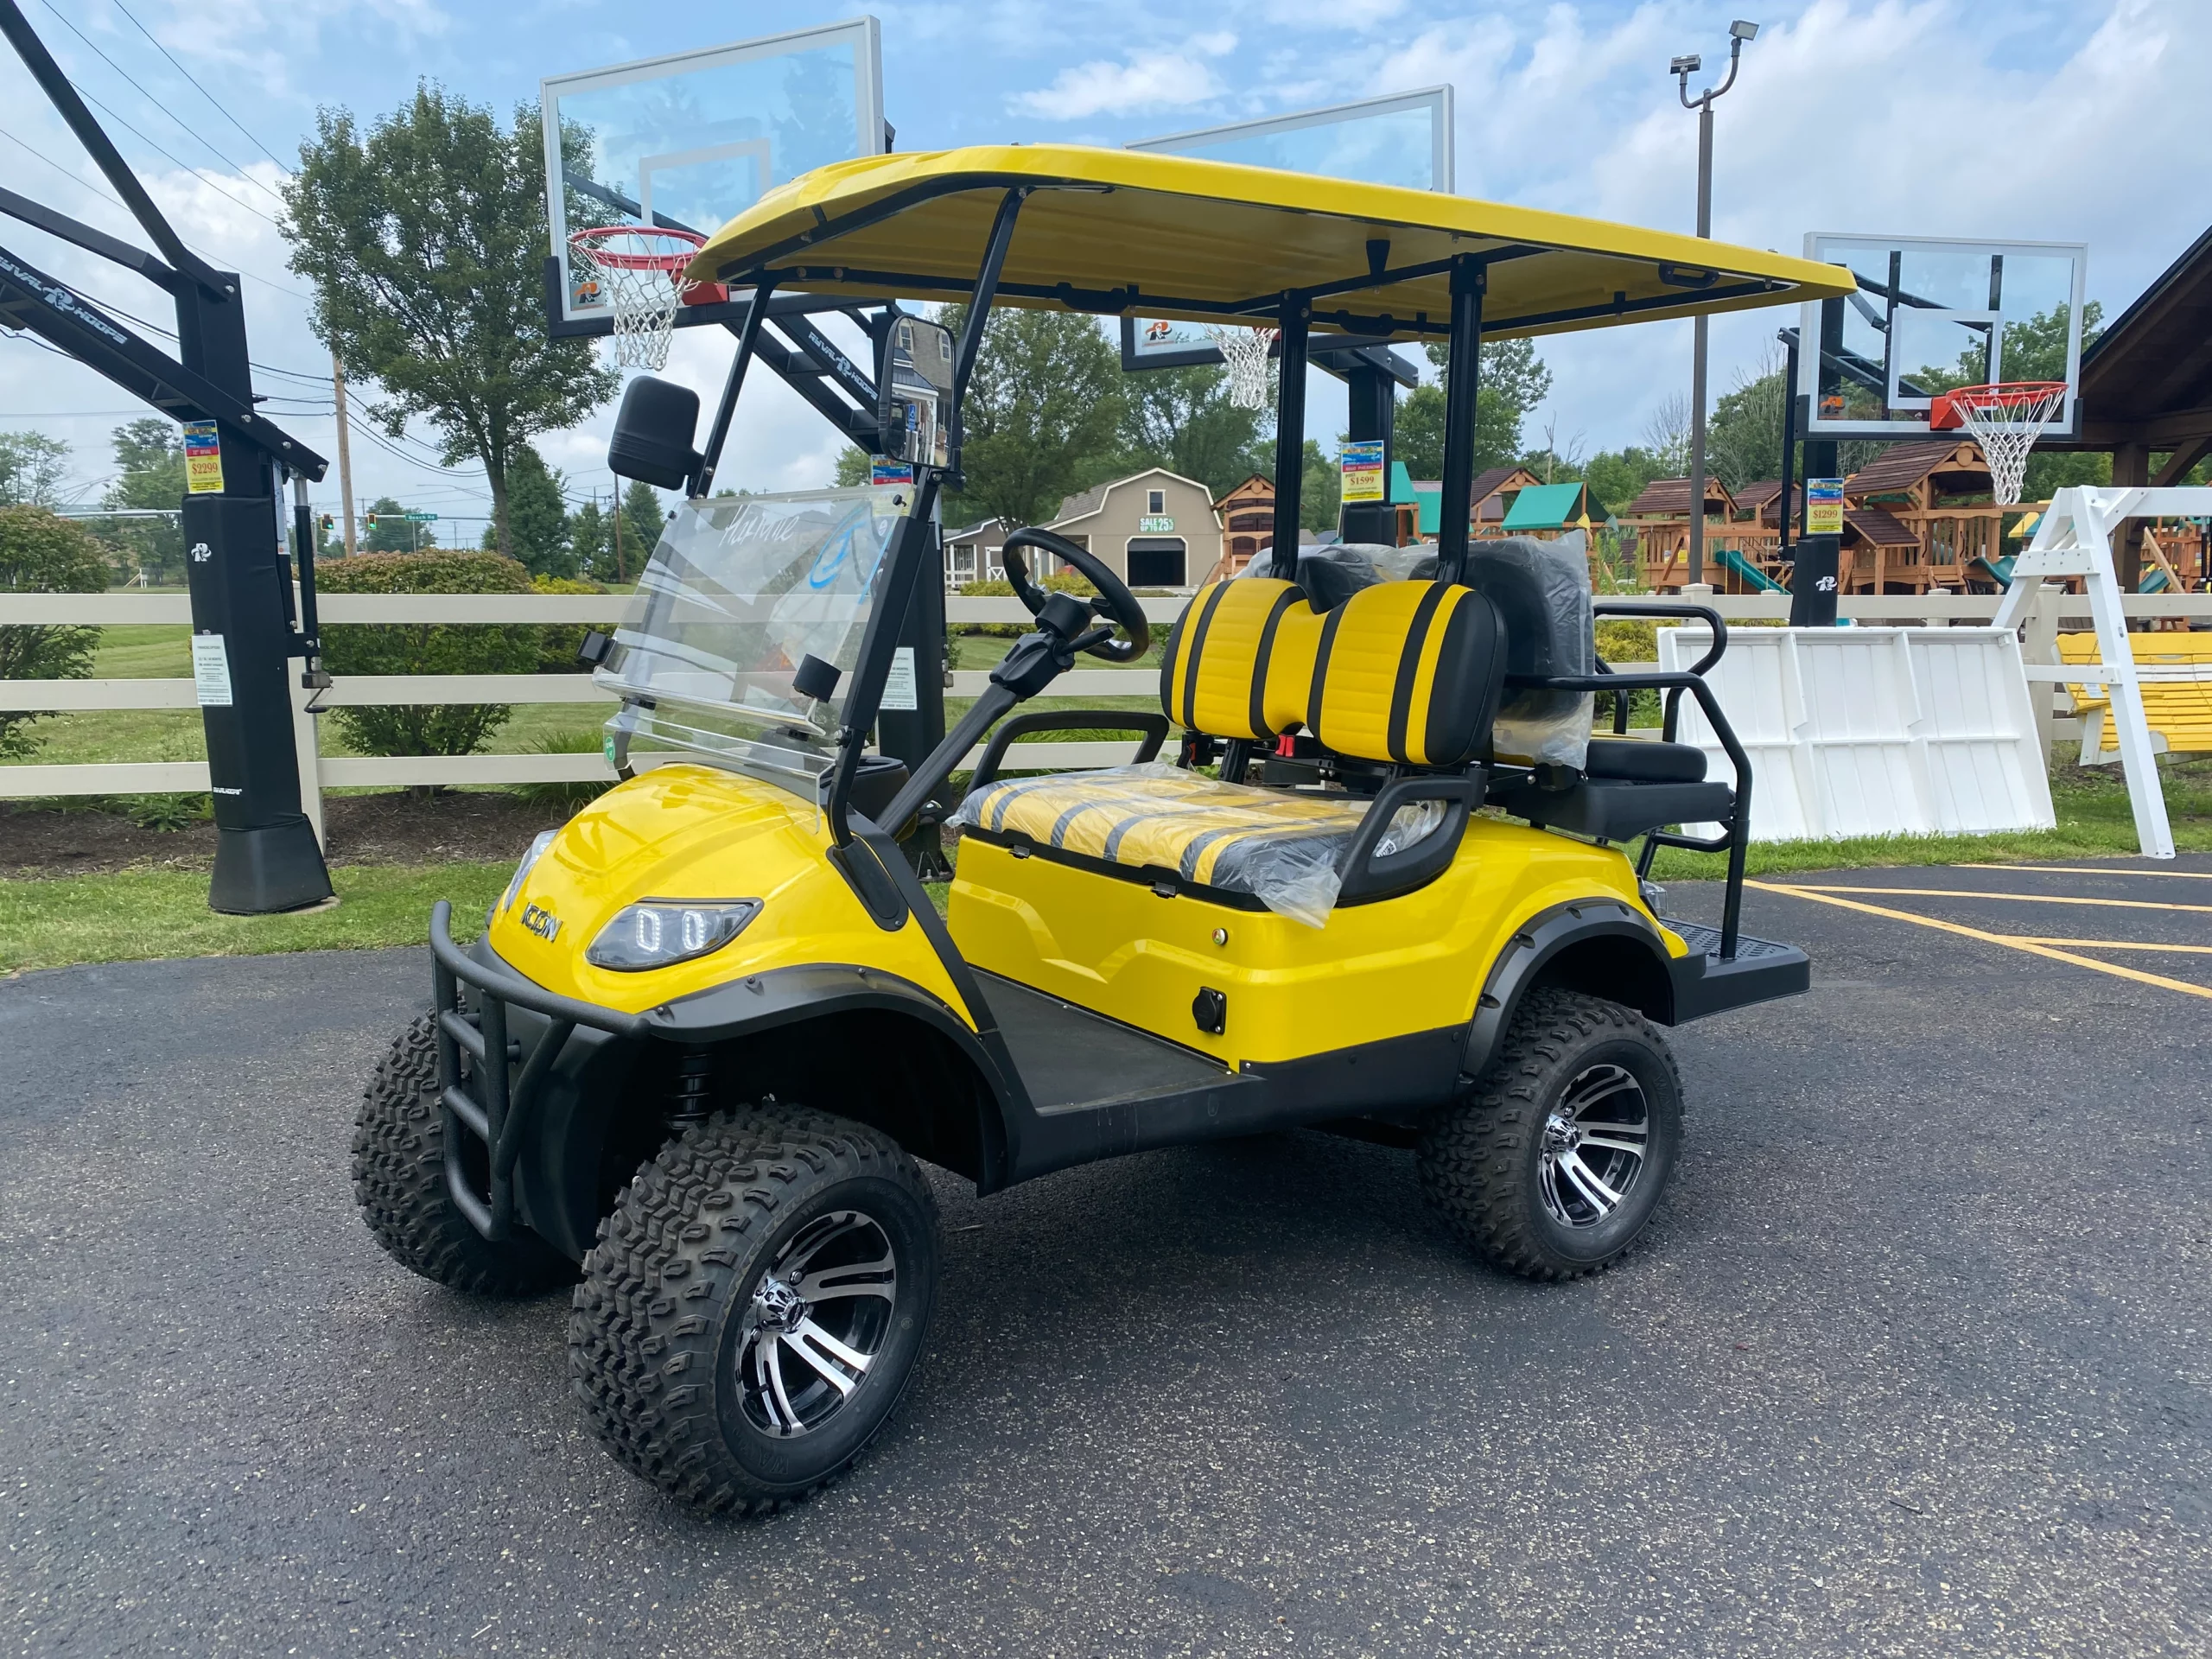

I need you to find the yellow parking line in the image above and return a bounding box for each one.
[2014,938,2212,954]
[1779,885,2212,915]
[1746,881,2212,1002]
[1958,863,2212,881]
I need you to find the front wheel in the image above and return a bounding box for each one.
[1418,988,1682,1280]
[569,1108,939,1515]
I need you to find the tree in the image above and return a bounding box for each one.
[1706,353,1791,493]
[620,479,666,573]
[1251,438,1340,534]
[1580,446,1671,518]
[834,447,871,488]
[100,418,185,582]
[0,432,70,508]
[505,444,574,578]
[0,506,111,758]
[1392,338,1554,481]
[569,495,611,582]
[283,86,617,561]
[1638,393,1692,479]
[1115,363,1267,498]
[938,302,1123,525]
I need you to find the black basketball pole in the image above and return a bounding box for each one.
[0,1,333,911]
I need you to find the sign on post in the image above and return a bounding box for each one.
[1339,439,1385,503]
[1806,477,1843,536]
[183,421,225,494]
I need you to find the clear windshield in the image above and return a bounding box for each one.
[595,486,912,794]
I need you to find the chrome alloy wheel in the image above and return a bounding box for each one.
[736,1209,899,1438]
[1536,1063,1652,1229]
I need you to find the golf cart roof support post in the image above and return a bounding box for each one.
[1435,256,1487,584]
[694,274,778,498]
[950,188,1027,475]
[0,1,226,300]
[1272,294,1311,558]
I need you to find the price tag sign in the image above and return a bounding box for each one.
[1338,439,1385,503]
[870,458,914,486]
[880,645,918,710]
[183,420,224,495]
[191,632,233,706]
[1806,477,1844,536]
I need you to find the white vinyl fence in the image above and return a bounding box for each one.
[4,588,2206,842]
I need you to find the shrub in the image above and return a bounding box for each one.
[529,573,615,672]
[957,571,1098,638]
[316,550,540,757]
[0,506,113,758]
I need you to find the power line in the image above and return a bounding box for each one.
[0,124,313,301]
[107,0,295,178]
[66,82,288,236]
[32,0,288,208]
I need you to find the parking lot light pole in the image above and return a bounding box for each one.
[1675,19,1757,589]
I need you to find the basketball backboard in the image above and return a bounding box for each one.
[542,20,886,334]
[1796,233,2088,441]
[1122,88,1453,371]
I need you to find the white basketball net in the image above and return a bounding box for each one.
[570,228,703,372]
[1948,382,2068,506]
[1207,325,1279,409]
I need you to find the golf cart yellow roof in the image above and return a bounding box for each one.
[687,143,1853,342]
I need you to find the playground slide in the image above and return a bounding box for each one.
[1715,545,1786,594]
[1969,554,2015,588]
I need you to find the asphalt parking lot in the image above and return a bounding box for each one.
[4,859,2209,1657]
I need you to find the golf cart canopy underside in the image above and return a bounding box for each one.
[686,143,1855,342]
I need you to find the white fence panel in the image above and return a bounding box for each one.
[1662,625,2052,842]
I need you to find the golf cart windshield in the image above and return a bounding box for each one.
[596,486,912,796]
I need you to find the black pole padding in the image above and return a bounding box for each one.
[1789,432,1840,627]
[183,492,334,912]
[1434,256,1486,585]
[1270,295,1310,562]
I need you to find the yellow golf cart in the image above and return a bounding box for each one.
[351,146,1852,1513]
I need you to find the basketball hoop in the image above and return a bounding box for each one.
[1206,325,1279,410]
[569,226,712,371]
[1929,380,2069,506]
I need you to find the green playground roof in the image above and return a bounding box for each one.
[1501,481,1591,531]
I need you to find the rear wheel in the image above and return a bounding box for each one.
[350,1013,575,1296]
[1418,988,1682,1280]
[569,1108,938,1515]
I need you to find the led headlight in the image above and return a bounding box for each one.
[499,830,556,915]
[585,899,761,972]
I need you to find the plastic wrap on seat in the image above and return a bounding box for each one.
[1463,531,1594,769]
[953,763,1449,928]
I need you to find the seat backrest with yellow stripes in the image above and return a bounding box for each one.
[1158,578,1324,741]
[1304,581,1503,767]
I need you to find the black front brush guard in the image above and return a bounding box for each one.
[428,901,645,1242]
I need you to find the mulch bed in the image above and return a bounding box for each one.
[2,791,577,880]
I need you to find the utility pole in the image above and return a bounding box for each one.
[331,350,358,556]
[1674,19,1758,590]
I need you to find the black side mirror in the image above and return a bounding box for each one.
[608,376,702,492]
[875,315,955,467]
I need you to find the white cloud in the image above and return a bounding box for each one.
[1008,35,1239,121]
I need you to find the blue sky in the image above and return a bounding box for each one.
[3,0,2208,531]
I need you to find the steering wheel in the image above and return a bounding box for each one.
[999,527,1151,664]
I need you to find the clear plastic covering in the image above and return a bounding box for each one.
[951,762,1450,929]
[1466,530,1595,770]
[594,486,912,792]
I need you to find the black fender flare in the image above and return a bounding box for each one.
[1461,899,1677,1082]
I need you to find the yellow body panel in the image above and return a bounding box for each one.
[948,817,1685,1071]
[684,144,1853,345]
[486,765,971,1024]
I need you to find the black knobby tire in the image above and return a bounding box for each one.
[570,1108,939,1516]
[1418,987,1683,1281]
[350,1012,576,1296]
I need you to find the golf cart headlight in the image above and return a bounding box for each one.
[500,830,556,914]
[586,899,762,971]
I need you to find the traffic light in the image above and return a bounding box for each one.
[319,513,334,531]
[364,513,378,531]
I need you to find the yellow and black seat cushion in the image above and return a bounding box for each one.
[1157,578,1322,741]
[960,766,1366,908]
[1304,580,1503,767]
